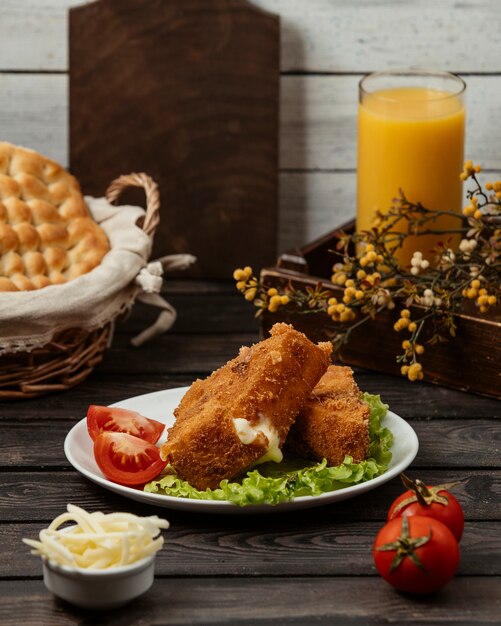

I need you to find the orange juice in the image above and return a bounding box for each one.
[357,85,465,266]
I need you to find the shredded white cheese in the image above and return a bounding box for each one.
[23,504,169,570]
[232,414,283,464]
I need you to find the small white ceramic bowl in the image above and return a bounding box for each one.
[42,554,156,610]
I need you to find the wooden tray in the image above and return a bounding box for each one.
[260,221,501,400]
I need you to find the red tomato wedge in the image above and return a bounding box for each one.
[94,432,168,486]
[87,405,164,444]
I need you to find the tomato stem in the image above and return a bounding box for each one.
[376,514,431,573]
[390,473,461,518]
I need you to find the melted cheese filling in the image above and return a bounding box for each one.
[233,415,283,464]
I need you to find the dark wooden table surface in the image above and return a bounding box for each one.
[1,280,500,626]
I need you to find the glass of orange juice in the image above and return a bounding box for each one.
[356,69,466,267]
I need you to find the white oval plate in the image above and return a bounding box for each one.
[64,386,419,515]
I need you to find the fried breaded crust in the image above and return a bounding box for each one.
[161,323,332,490]
[286,365,370,466]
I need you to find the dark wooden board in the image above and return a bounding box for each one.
[1,470,499,523]
[1,369,499,421]
[1,577,500,626]
[2,281,500,624]
[123,292,256,334]
[69,0,279,279]
[9,521,501,578]
[3,419,501,469]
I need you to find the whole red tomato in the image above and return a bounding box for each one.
[373,515,459,594]
[387,474,464,542]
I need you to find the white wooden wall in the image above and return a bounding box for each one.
[1,0,500,252]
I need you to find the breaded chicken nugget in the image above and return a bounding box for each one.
[286,365,370,466]
[160,323,332,490]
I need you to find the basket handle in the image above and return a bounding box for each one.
[105,172,160,237]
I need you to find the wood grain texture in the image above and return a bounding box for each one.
[3,0,501,72]
[0,281,500,623]
[0,74,67,165]
[8,520,501,578]
[254,0,501,73]
[0,470,499,522]
[281,75,501,170]
[69,0,279,278]
[0,577,500,626]
[2,419,501,469]
[1,369,499,422]
[2,72,500,251]
[4,74,501,171]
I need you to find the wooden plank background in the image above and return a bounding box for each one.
[1,0,500,253]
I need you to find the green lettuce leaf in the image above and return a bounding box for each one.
[144,392,393,506]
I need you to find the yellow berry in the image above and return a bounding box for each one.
[345,279,355,288]
[360,257,369,267]
[245,288,257,301]
[415,344,425,355]
[474,209,483,220]
[355,290,364,300]
[335,272,347,286]
[401,365,409,376]
[328,297,338,306]
[488,296,497,305]
[401,309,411,318]
[236,280,246,290]
[233,269,244,281]
[357,270,366,280]
[394,318,409,331]
[280,296,289,305]
[402,340,411,350]
[407,362,423,382]
[471,279,481,289]
[408,322,417,332]
[267,288,278,296]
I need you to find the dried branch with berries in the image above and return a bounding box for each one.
[234,161,500,382]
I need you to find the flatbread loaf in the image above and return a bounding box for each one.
[0,142,110,291]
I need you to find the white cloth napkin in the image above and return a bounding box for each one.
[0,196,196,355]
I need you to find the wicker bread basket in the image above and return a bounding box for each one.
[0,172,160,399]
